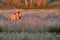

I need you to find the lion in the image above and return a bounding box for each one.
[8,11,24,20]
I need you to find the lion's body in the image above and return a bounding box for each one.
[8,11,23,20]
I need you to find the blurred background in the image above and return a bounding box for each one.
[0,0,60,9]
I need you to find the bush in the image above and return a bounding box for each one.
[47,26,60,33]
[2,0,21,7]
[0,26,3,32]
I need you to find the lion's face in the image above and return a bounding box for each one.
[18,11,24,18]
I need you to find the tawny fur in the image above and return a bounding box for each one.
[8,11,23,20]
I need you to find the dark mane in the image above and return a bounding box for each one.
[18,11,20,14]
[17,11,21,19]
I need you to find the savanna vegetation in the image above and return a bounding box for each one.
[0,25,60,40]
[0,25,60,33]
[0,0,56,9]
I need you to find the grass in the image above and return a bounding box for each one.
[0,9,60,33]
[0,25,60,33]
[0,4,59,10]
[0,32,60,40]
[0,9,60,40]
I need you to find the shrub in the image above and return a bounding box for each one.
[47,26,60,33]
[0,26,3,32]
[2,0,21,8]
